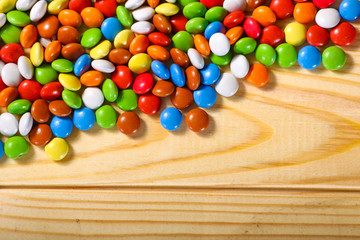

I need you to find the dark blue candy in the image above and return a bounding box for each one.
[160,107,182,131]
[101,17,123,41]
[298,45,321,70]
[0,140,4,159]
[73,107,96,131]
[74,54,91,76]
[204,21,225,40]
[200,63,220,85]
[339,0,360,21]
[193,85,217,108]
[170,64,186,87]
[50,116,73,138]
[151,60,170,79]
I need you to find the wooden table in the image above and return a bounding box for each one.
[0,15,360,240]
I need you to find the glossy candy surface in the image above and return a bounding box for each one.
[160,107,182,131]
[306,25,330,47]
[45,138,68,161]
[73,107,95,131]
[117,112,141,135]
[322,46,346,70]
[298,45,321,70]
[186,108,209,132]
[193,85,217,108]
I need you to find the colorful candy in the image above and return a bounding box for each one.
[298,45,321,70]
[160,107,182,131]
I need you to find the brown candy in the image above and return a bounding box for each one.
[45,40,62,62]
[61,43,85,61]
[37,15,60,39]
[20,24,38,48]
[49,100,72,117]
[31,99,50,123]
[29,124,52,146]
[247,0,266,8]
[0,87,18,107]
[153,14,172,34]
[185,108,209,132]
[108,49,132,65]
[117,112,141,135]
[152,80,175,97]
[147,45,170,61]
[57,26,80,45]
[170,87,193,109]
[170,48,189,68]
[185,66,200,91]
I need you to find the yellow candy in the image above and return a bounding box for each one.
[0,0,16,13]
[90,40,112,59]
[128,53,152,74]
[48,0,69,15]
[155,3,179,16]
[45,138,69,161]
[30,42,44,67]
[58,73,81,91]
[284,22,306,46]
[114,29,135,49]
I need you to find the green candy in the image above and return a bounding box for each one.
[95,105,117,128]
[183,2,207,19]
[116,89,137,111]
[205,7,228,22]
[6,10,30,27]
[116,6,133,28]
[172,31,194,52]
[51,59,74,73]
[275,43,297,68]
[178,0,197,7]
[322,46,347,71]
[35,64,58,85]
[210,51,232,66]
[185,17,208,34]
[0,23,21,44]
[5,136,29,159]
[81,28,102,48]
[255,44,276,66]
[62,89,82,109]
[102,79,118,102]
[7,99,31,115]
[234,37,257,55]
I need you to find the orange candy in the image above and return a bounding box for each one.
[225,26,244,45]
[147,0,160,8]
[153,14,172,34]
[147,45,170,61]
[194,34,210,56]
[61,43,85,61]
[57,26,80,44]
[80,70,105,86]
[58,9,82,28]
[37,15,60,39]
[80,7,104,28]
[20,24,38,48]
[293,2,317,24]
[45,40,62,62]
[129,35,150,55]
[252,6,276,27]
[246,63,269,87]
[0,87,18,107]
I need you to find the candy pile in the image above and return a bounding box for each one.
[0,0,358,161]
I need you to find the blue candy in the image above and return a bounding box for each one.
[151,60,170,79]
[204,21,225,40]
[0,140,4,159]
[74,54,91,76]
[193,85,217,108]
[160,107,182,131]
[101,17,123,41]
[200,63,220,85]
[170,64,186,87]
[73,107,96,131]
[50,116,73,138]
[298,45,321,70]
[339,0,360,21]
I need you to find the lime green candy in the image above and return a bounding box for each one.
[116,6,133,28]
[95,105,117,128]
[205,7,228,22]
[322,46,347,71]
[35,64,58,85]
[51,59,74,73]
[234,37,257,55]
[210,51,232,66]
[62,89,82,109]
[6,10,30,27]
[178,0,197,7]
[172,31,194,52]
[255,44,276,66]
[275,43,297,68]
[0,23,21,44]
[102,79,118,102]
[185,17,208,34]
[81,28,102,48]
[5,136,29,159]
[183,2,207,19]
[116,89,137,111]
[7,99,31,114]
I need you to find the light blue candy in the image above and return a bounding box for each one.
[339,0,360,21]
[193,85,217,108]
[73,107,95,131]
[170,64,186,87]
[0,140,4,159]
[101,17,123,41]
[160,107,182,131]
[74,54,91,76]
[200,63,220,85]
[50,116,73,138]
[151,60,170,79]
[298,45,321,70]
[204,21,225,40]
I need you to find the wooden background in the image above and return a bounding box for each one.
[0,10,360,239]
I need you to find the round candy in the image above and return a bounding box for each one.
[133,73,154,94]
[81,7,104,28]
[215,72,239,97]
[96,105,117,128]
[80,70,105,87]
[170,13,188,32]
[183,2,207,18]
[151,60,170,79]
[19,112,33,136]
[101,17,123,41]
[204,21,226,40]
[210,51,232,66]
[58,9,82,27]
[186,108,209,132]
[112,66,133,89]
[1,63,22,87]
[252,6,276,27]
[152,80,175,97]
[45,138,69,161]
[330,22,356,47]
[31,99,50,123]
[116,6,134,28]
[74,54,91,76]
[131,21,155,35]
[306,25,330,47]
[322,46,346,71]
[313,0,335,8]
[73,107,96,131]
[116,89,138,111]
[172,31,194,52]
[18,80,41,101]
[275,43,297,68]
[205,7,228,22]
[0,87,18,107]
[17,56,33,79]
[339,0,360,21]
[94,0,117,17]
[209,33,230,56]
[0,43,24,63]
[133,6,155,21]
[37,15,59,39]
[0,112,18,136]
[170,87,193,109]
[230,54,249,78]
[29,124,52,146]
[225,26,243,45]
[260,25,284,48]
[170,48,190,68]
[138,93,161,114]
[298,45,321,70]
[243,17,261,39]
[255,44,276,66]
[128,53,152,74]
[315,8,340,29]
[201,0,224,8]
[81,28,102,48]
[50,116,73,138]
[160,107,182,131]
[223,0,246,12]
[4,136,29,159]
[170,64,186,87]
[284,22,306,46]
[193,85,217,108]
[187,48,205,69]
[223,11,245,28]
[234,37,257,54]
[200,63,220,85]
[0,140,4,159]
[148,32,171,46]
[270,0,294,20]
[117,112,141,135]
[91,60,115,73]
[8,99,31,115]
[246,63,269,87]
[49,100,72,117]
[147,45,170,61]
[293,2,317,24]
[82,87,104,110]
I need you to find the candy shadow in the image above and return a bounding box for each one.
[196,114,217,138]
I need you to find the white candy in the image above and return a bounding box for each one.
[39,37,52,48]
[132,6,155,21]
[223,0,246,12]
[16,0,37,11]
[82,87,104,110]
[30,0,47,22]
[18,56,34,79]
[1,63,23,87]
[215,73,239,97]
[209,33,230,56]
[165,0,176,3]
[0,60,4,77]
[315,8,341,29]
[187,48,205,69]
[125,0,146,10]
[131,21,155,34]
[0,13,6,29]
[0,113,19,137]
[230,55,249,78]
[19,112,33,136]
[91,60,115,73]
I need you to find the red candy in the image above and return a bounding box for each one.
[223,11,245,28]
[94,0,117,17]
[0,43,24,63]
[243,17,262,39]
[200,0,224,8]
[260,25,284,47]
[69,0,92,13]
[0,78,6,92]
[132,73,154,95]
[40,82,63,101]
[18,80,42,102]
[148,32,171,46]
[270,0,294,20]
[138,93,161,115]
[170,14,188,33]
[313,0,335,8]
[111,66,133,89]
[306,25,330,47]
[330,22,356,47]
